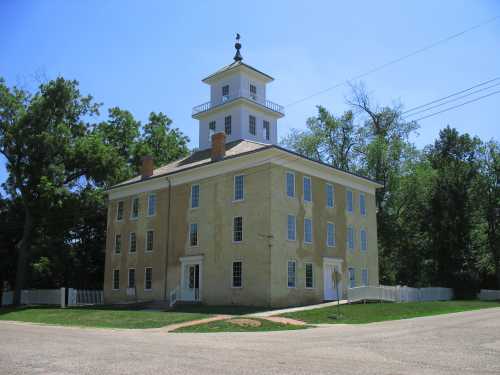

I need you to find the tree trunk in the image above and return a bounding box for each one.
[13,208,33,306]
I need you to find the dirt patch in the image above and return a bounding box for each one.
[228,318,262,327]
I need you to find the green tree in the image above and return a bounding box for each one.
[0,77,121,305]
[425,127,482,293]
[282,106,361,171]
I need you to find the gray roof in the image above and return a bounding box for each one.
[202,60,274,83]
[109,139,382,191]
[111,140,271,189]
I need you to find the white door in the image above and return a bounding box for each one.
[182,264,200,301]
[323,263,342,301]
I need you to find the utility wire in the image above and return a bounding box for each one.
[409,90,500,122]
[403,77,500,115]
[285,15,500,108]
[404,81,500,117]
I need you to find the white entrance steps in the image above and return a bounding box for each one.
[247,300,349,318]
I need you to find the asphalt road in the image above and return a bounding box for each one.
[1,308,500,375]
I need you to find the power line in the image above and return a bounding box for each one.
[403,77,500,115]
[285,15,500,108]
[404,81,500,117]
[410,89,500,122]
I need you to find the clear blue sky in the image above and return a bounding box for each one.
[1,1,499,186]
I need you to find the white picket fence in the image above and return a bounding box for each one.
[347,285,453,303]
[1,288,103,307]
[478,289,500,301]
[67,288,103,306]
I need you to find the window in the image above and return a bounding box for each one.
[327,222,335,247]
[116,201,124,221]
[305,263,314,288]
[144,267,152,290]
[263,120,270,140]
[360,193,366,216]
[131,197,139,219]
[287,260,296,288]
[286,172,295,198]
[249,84,257,100]
[362,269,368,286]
[360,228,367,251]
[224,116,232,135]
[114,234,122,254]
[191,184,200,208]
[326,184,334,208]
[303,176,312,202]
[249,115,256,135]
[346,190,353,213]
[347,225,355,251]
[112,269,120,290]
[232,261,242,287]
[209,121,216,141]
[128,268,135,289]
[304,218,312,244]
[348,268,356,288]
[234,175,244,201]
[147,193,156,216]
[287,215,296,241]
[190,223,198,247]
[129,232,137,253]
[146,230,154,252]
[222,85,229,100]
[233,217,243,242]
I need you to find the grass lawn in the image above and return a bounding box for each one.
[282,300,500,324]
[174,318,309,333]
[0,306,212,329]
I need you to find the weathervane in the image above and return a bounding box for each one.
[233,33,243,62]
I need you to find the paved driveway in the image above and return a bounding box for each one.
[1,308,500,375]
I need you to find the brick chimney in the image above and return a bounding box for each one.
[211,132,226,162]
[141,155,154,179]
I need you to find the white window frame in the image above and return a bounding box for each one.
[362,269,368,286]
[360,193,366,216]
[147,193,156,217]
[114,234,122,255]
[116,200,124,222]
[263,120,270,140]
[233,174,245,202]
[346,190,354,213]
[347,225,355,251]
[249,83,257,100]
[190,184,200,209]
[189,223,199,247]
[287,214,296,241]
[145,230,154,253]
[287,260,297,288]
[144,267,153,291]
[360,228,367,252]
[224,116,232,135]
[112,269,120,291]
[129,232,137,254]
[130,196,140,220]
[249,115,256,135]
[304,218,313,244]
[222,85,229,101]
[348,267,356,288]
[326,184,334,208]
[233,216,243,243]
[326,222,336,247]
[128,268,136,289]
[232,261,243,288]
[286,171,295,198]
[305,262,314,289]
[303,176,312,203]
[208,121,216,141]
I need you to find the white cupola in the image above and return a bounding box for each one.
[192,34,284,150]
